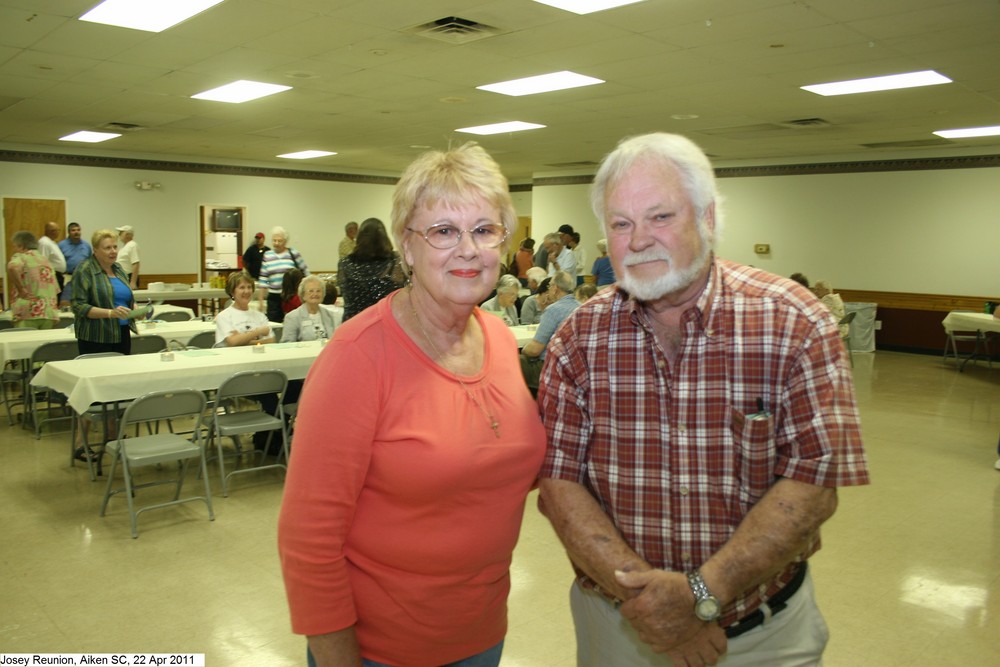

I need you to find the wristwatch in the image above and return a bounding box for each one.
[687,570,721,622]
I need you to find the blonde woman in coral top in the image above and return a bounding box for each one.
[278,143,546,667]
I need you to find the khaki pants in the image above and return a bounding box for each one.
[570,573,829,667]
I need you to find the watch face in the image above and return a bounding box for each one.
[695,597,721,620]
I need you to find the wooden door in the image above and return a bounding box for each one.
[3,197,66,306]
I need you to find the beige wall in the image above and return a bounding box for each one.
[3,158,999,295]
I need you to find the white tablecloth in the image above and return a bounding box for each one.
[1,304,193,324]
[942,311,1000,335]
[31,341,324,413]
[133,287,228,302]
[508,325,537,348]
[0,321,217,366]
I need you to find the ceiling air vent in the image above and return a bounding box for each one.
[101,121,143,132]
[778,117,831,129]
[406,17,502,44]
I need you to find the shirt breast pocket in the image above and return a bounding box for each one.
[730,407,777,512]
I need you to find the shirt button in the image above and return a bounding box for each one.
[656,359,666,369]
[677,424,687,433]
[681,552,692,562]
[705,328,714,337]
[679,486,689,495]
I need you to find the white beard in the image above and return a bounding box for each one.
[617,238,712,302]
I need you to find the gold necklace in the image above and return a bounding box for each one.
[408,290,501,439]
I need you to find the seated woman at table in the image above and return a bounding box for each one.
[480,275,520,326]
[279,142,545,667]
[216,271,275,347]
[7,230,59,329]
[813,279,848,337]
[71,229,136,355]
[281,275,336,342]
[519,276,551,325]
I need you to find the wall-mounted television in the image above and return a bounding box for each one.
[212,209,242,232]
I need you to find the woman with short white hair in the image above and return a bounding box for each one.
[281,275,337,342]
[259,225,309,323]
[481,276,520,326]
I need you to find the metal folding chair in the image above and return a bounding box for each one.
[207,369,289,496]
[100,389,214,538]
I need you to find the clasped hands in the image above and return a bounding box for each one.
[615,568,728,667]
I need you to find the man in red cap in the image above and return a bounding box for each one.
[242,232,270,279]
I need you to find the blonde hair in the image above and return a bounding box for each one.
[391,142,516,273]
[91,229,116,248]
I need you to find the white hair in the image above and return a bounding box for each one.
[271,226,290,242]
[591,132,725,243]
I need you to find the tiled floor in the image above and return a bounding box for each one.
[2,351,999,666]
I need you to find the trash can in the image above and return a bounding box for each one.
[844,302,877,352]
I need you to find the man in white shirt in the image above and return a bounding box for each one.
[115,225,140,289]
[38,221,67,287]
[543,232,576,278]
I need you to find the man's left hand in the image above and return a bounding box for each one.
[616,569,709,652]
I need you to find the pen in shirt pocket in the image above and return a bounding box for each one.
[749,397,772,420]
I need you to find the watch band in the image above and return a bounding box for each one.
[687,569,722,622]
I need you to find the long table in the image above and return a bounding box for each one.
[31,341,324,414]
[0,320,217,367]
[941,311,1000,370]
[0,304,195,326]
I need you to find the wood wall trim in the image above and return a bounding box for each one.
[838,289,998,313]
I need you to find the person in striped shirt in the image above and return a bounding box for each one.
[259,225,308,323]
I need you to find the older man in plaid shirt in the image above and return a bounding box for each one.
[537,133,870,667]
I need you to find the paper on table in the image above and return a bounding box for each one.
[179,349,219,357]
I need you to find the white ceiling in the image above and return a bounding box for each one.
[1,0,998,180]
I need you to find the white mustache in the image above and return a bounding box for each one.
[622,250,673,267]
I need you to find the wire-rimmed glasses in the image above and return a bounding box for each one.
[407,223,508,249]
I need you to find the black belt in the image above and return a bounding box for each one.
[724,562,808,639]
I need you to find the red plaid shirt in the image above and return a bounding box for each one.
[538,258,869,627]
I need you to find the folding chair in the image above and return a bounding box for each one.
[100,389,214,538]
[185,331,217,350]
[207,369,290,496]
[156,310,193,322]
[26,340,79,438]
[130,334,168,355]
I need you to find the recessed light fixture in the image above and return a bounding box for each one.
[59,130,121,143]
[801,70,951,96]
[532,0,645,15]
[79,0,225,33]
[456,121,546,136]
[933,125,1000,139]
[276,150,337,159]
[478,71,604,97]
[191,80,292,103]
[671,114,700,120]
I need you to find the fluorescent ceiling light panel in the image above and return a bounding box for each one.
[80,0,225,33]
[456,121,546,136]
[478,71,604,97]
[191,80,292,103]
[801,70,951,96]
[933,126,1000,139]
[277,150,337,159]
[59,131,121,143]
[532,0,646,14]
